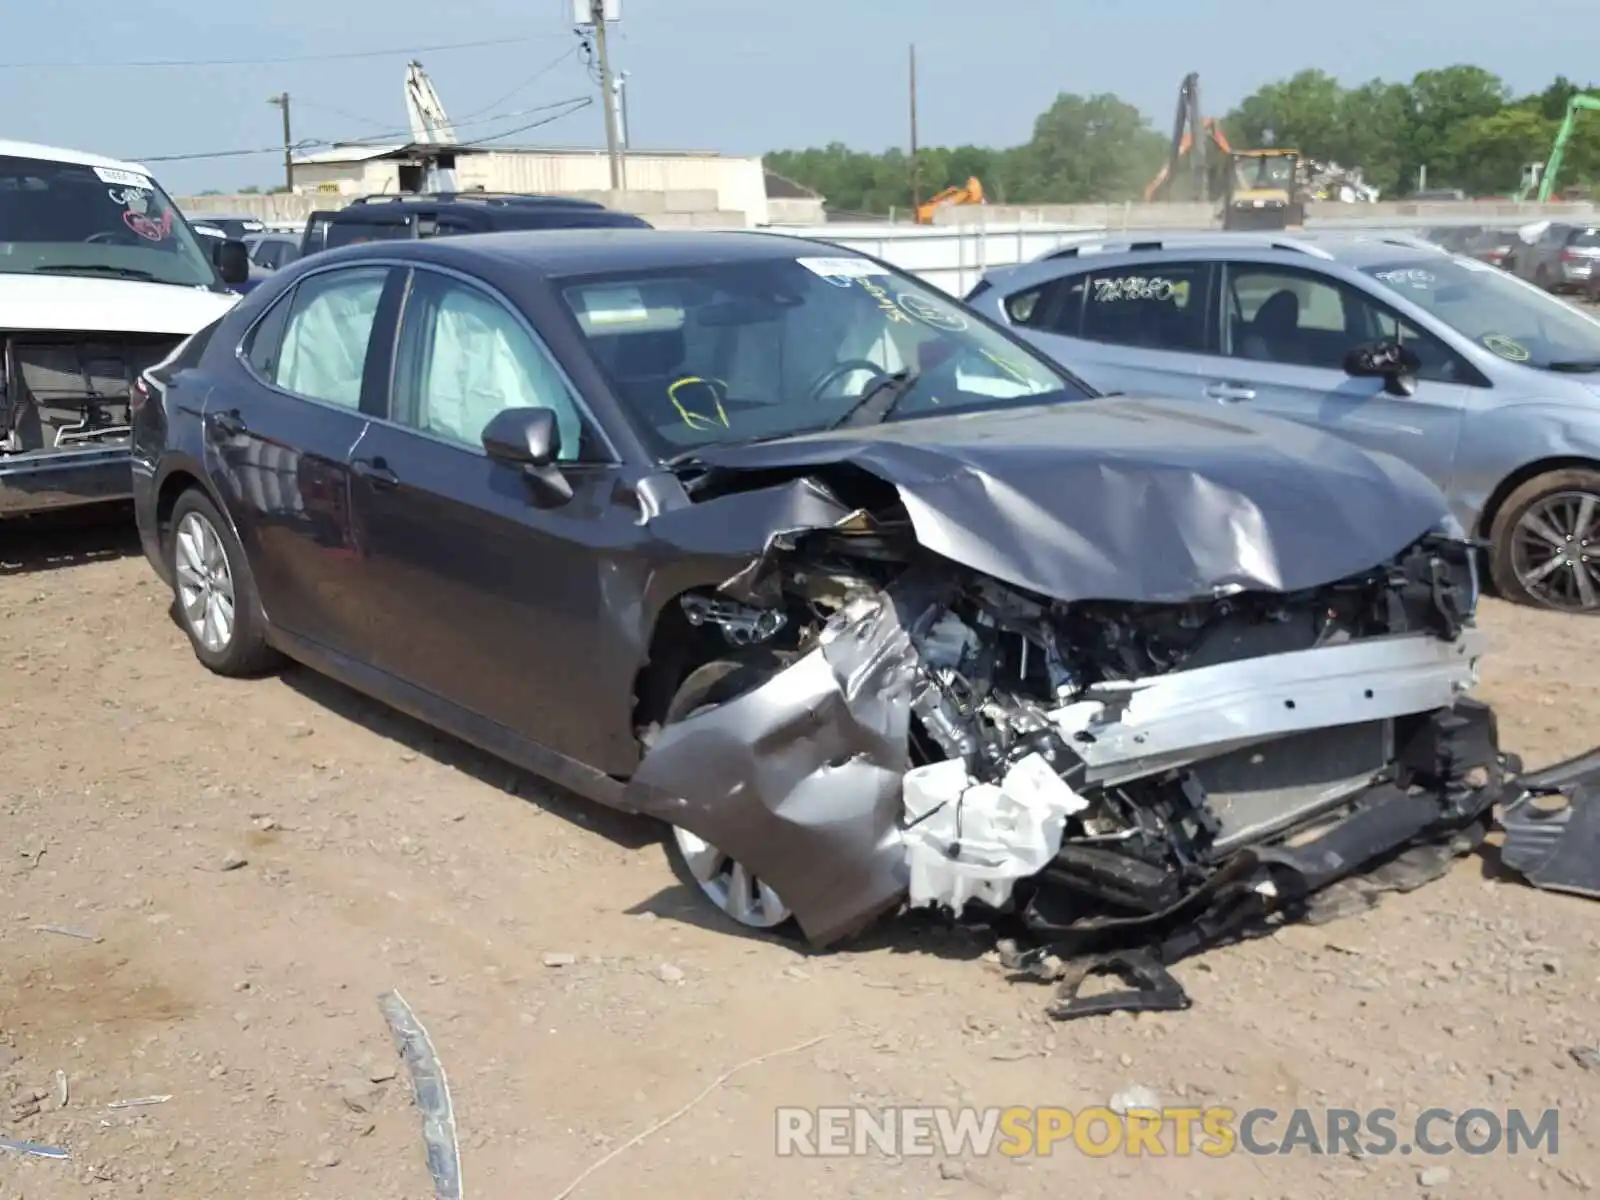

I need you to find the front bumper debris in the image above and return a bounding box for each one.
[1498,748,1600,900]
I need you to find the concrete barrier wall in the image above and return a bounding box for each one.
[934,200,1598,230]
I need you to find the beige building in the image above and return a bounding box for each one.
[288,143,769,226]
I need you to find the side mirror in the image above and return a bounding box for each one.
[481,406,560,467]
[213,238,250,286]
[1343,340,1420,396]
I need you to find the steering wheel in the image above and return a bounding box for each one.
[807,359,890,403]
[85,231,134,245]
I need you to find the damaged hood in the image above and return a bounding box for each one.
[685,396,1453,604]
[0,274,237,336]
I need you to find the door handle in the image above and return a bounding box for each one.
[1204,382,1256,402]
[206,409,247,436]
[351,456,399,488]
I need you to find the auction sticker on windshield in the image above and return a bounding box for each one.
[796,257,892,281]
[1482,333,1530,361]
[93,166,153,189]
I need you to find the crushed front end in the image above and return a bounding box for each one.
[628,519,1505,1015]
[0,332,178,515]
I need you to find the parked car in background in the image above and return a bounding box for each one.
[1461,226,1522,270]
[244,232,300,271]
[129,229,1501,955]
[189,214,265,241]
[319,191,651,250]
[298,210,337,260]
[1502,221,1600,293]
[967,232,1600,612]
[1421,225,1483,254]
[0,139,246,518]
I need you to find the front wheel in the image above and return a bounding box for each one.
[1488,468,1600,612]
[656,653,799,935]
[167,489,281,675]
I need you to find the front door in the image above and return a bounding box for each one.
[343,266,644,773]
[206,263,397,649]
[1205,262,1471,495]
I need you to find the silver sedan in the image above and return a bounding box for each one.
[966,233,1600,612]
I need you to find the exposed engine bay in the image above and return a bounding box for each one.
[0,333,178,456]
[629,511,1505,1019]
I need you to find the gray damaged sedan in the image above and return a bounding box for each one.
[966,234,1600,612]
[134,232,1528,1018]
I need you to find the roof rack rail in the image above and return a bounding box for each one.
[348,191,605,209]
[1040,232,1335,261]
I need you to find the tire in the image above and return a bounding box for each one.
[1487,467,1600,612]
[655,650,803,937]
[167,488,281,676]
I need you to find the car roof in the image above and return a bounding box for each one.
[311,228,843,277]
[982,231,1476,293]
[0,137,153,176]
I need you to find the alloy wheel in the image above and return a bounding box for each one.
[671,825,792,928]
[174,511,237,652]
[1512,489,1600,611]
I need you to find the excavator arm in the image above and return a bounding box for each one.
[1145,74,1230,203]
[915,176,984,224]
[1536,94,1600,202]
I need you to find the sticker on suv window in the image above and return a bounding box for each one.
[94,166,153,189]
[1375,268,1437,289]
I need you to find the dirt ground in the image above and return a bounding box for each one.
[1,512,1597,1200]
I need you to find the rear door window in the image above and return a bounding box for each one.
[269,267,389,408]
[1570,228,1600,248]
[1078,261,1212,353]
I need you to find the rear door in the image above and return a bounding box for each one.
[1202,261,1470,491]
[1004,259,1221,397]
[207,263,402,650]
[342,265,641,772]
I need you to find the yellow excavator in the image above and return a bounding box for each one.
[1148,73,1308,231]
[915,176,984,224]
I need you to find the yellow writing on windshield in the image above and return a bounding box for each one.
[667,376,731,431]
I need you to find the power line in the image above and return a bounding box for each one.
[130,96,593,163]
[449,43,582,123]
[0,33,567,71]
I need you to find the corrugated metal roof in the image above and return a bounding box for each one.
[292,143,409,165]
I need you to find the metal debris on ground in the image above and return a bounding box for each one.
[55,1070,68,1108]
[378,989,462,1200]
[105,1095,172,1109]
[31,924,101,942]
[0,1135,69,1159]
[1497,749,1600,899]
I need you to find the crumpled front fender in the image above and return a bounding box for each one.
[623,583,941,946]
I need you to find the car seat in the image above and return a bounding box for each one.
[1238,289,1301,361]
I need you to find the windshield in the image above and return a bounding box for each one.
[558,254,1091,456]
[1234,156,1295,192]
[1362,255,1600,371]
[0,154,217,287]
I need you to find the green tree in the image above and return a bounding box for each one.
[1405,65,1510,190]
[1014,92,1167,203]
[1336,80,1414,196]
[1223,69,1346,160]
[1449,107,1556,195]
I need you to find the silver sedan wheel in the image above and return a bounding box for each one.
[174,511,237,652]
[1513,490,1600,611]
[671,825,792,928]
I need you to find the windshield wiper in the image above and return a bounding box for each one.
[32,264,159,282]
[1548,359,1600,374]
[828,369,919,430]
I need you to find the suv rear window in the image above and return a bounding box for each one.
[1571,228,1600,248]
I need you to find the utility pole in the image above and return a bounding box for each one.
[908,45,919,217]
[590,0,623,191]
[268,93,293,192]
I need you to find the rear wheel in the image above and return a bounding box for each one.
[167,489,280,675]
[1488,468,1600,612]
[656,653,799,934]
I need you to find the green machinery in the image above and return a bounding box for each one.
[1517,93,1600,202]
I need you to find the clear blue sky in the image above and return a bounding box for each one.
[2,0,1596,195]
